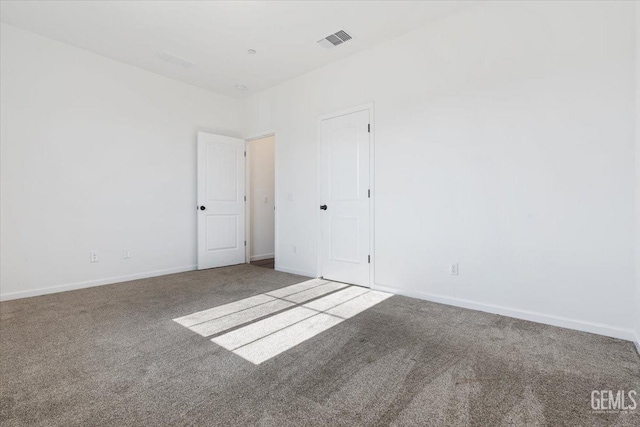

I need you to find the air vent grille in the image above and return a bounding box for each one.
[317,30,354,49]
[157,51,195,69]
[334,30,352,43]
[326,34,342,46]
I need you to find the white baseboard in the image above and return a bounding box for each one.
[274,265,315,278]
[0,265,197,302]
[634,333,640,356]
[250,253,275,262]
[371,284,637,342]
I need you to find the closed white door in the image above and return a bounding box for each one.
[320,109,370,287]
[197,132,245,269]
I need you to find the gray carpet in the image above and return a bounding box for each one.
[250,258,275,269]
[1,264,638,426]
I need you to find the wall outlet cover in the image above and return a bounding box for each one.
[449,263,459,276]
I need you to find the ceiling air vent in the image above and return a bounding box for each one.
[317,30,354,49]
[157,51,195,69]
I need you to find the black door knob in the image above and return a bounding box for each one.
[320,205,327,210]
[200,206,206,211]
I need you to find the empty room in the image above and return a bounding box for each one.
[1,1,639,426]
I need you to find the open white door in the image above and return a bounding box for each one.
[319,109,371,287]
[197,132,246,269]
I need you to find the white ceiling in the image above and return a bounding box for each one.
[0,1,469,98]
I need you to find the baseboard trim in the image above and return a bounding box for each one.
[634,333,640,356]
[372,284,636,342]
[274,265,315,278]
[250,253,275,262]
[0,265,197,302]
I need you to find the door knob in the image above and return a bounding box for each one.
[320,205,327,210]
[200,206,206,211]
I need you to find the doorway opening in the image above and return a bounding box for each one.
[246,135,276,269]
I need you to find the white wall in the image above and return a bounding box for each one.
[244,1,637,340]
[0,24,243,300]
[249,136,275,261]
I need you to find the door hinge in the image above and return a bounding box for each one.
[244,195,246,202]
[368,255,370,264]
[368,189,370,198]
[244,151,246,157]
[244,241,247,246]
[367,124,370,133]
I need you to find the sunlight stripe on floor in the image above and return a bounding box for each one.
[173,279,394,364]
[325,291,392,319]
[173,294,275,328]
[233,313,343,364]
[266,278,329,298]
[189,299,293,337]
[212,306,317,350]
[282,281,348,304]
[302,286,369,311]
[212,287,368,351]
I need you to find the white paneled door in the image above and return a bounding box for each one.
[320,109,371,287]
[197,132,246,269]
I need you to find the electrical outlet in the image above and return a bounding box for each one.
[122,250,130,260]
[90,252,99,263]
[449,263,459,276]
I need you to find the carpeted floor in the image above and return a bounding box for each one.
[1,264,638,426]
[250,258,275,269]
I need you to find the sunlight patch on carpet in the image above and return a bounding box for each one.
[173,279,392,364]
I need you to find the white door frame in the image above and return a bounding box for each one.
[316,103,375,287]
[244,130,278,269]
